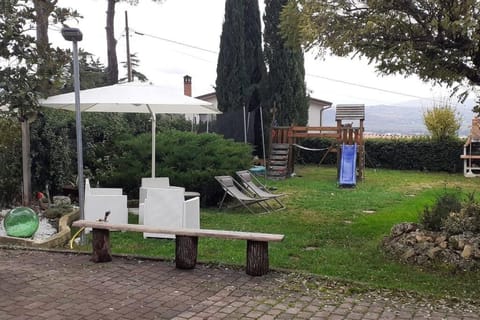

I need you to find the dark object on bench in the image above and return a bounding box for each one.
[72,220,284,276]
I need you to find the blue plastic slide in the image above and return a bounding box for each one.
[339,144,357,187]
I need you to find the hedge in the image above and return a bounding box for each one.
[295,137,465,173]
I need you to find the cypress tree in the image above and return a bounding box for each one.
[216,0,246,112]
[244,0,266,111]
[264,0,308,126]
[244,0,267,156]
[216,0,267,156]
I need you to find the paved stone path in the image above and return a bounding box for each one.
[0,249,478,320]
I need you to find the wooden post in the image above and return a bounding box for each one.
[287,127,294,175]
[175,235,198,269]
[91,228,112,263]
[246,240,269,276]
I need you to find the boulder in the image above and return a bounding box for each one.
[53,196,71,206]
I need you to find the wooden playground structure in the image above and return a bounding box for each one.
[268,105,365,182]
[461,117,480,177]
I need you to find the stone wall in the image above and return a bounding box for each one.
[382,222,480,271]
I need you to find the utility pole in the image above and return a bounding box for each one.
[125,10,132,82]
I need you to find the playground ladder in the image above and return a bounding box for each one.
[267,143,289,180]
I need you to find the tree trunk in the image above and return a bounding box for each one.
[21,120,31,207]
[246,240,269,276]
[106,0,119,85]
[33,0,55,93]
[33,0,52,51]
[175,236,198,269]
[91,229,112,263]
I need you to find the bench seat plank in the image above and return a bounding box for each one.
[460,155,480,159]
[72,220,284,242]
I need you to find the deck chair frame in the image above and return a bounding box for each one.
[236,170,286,210]
[215,176,270,213]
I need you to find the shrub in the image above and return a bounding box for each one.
[0,116,22,207]
[43,204,73,219]
[102,130,253,205]
[423,101,461,140]
[420,192,462,231]
[30,109,76,196]
[29,110,191,198]
[443,194,480,235]
[293,137,464,173]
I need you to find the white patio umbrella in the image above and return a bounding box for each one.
[39,82,220,177]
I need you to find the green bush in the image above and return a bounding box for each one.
[423,103,461,140]
[0,116,22,207]
[420,192,462,231]
[419,192,480,235]
[30,109,76,196]
[102,130,252,205]
[29,110,190,197]
[43,204,73,219]
[442,194,480,235]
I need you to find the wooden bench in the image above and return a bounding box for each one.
[72,220,284,276]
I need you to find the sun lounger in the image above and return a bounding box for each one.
[236,170,286,210]
[214,175,270,213]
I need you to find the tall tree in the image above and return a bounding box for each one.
[104,0,162,85]
[215,0,267,155]
[244,0,267,111]
[1,0,75,205]
[1,1,42,206]
[264,0,308,126]
[33,0,78,94]
[216,0,247,112]
[120,53,148,83]
[244,0,267,156]
[106,0,119,85]
[62,50,109,92]
[281,0,480,108]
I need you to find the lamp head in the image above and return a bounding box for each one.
[61,27,83,42]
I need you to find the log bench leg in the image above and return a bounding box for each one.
[246,240,269,276]
[176,235,198,269]
[91,228,112,263]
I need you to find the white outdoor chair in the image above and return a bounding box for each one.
[141,187,200,239]
[139,177,170,203]
[84,179,128,233]
[138,177,170,224]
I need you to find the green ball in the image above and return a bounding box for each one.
[4,207,39,238]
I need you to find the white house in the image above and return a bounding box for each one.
[183,75,333,127]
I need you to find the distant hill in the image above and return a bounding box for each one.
[322,99,475,137]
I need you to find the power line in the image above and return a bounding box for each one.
[133,30,218,54]
[306,73,430,100]
[131,28,440,101]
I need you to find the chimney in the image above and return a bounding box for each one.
[183,75,192,97]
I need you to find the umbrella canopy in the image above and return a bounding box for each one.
[39,82,220,177]
[40,82,219,114]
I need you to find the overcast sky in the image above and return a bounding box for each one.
[52,0,459,107]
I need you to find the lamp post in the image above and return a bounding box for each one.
[61,27,85,243]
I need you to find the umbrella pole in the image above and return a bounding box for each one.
[148,106,156,177]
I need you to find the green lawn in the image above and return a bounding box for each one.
[76,165,480,300]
